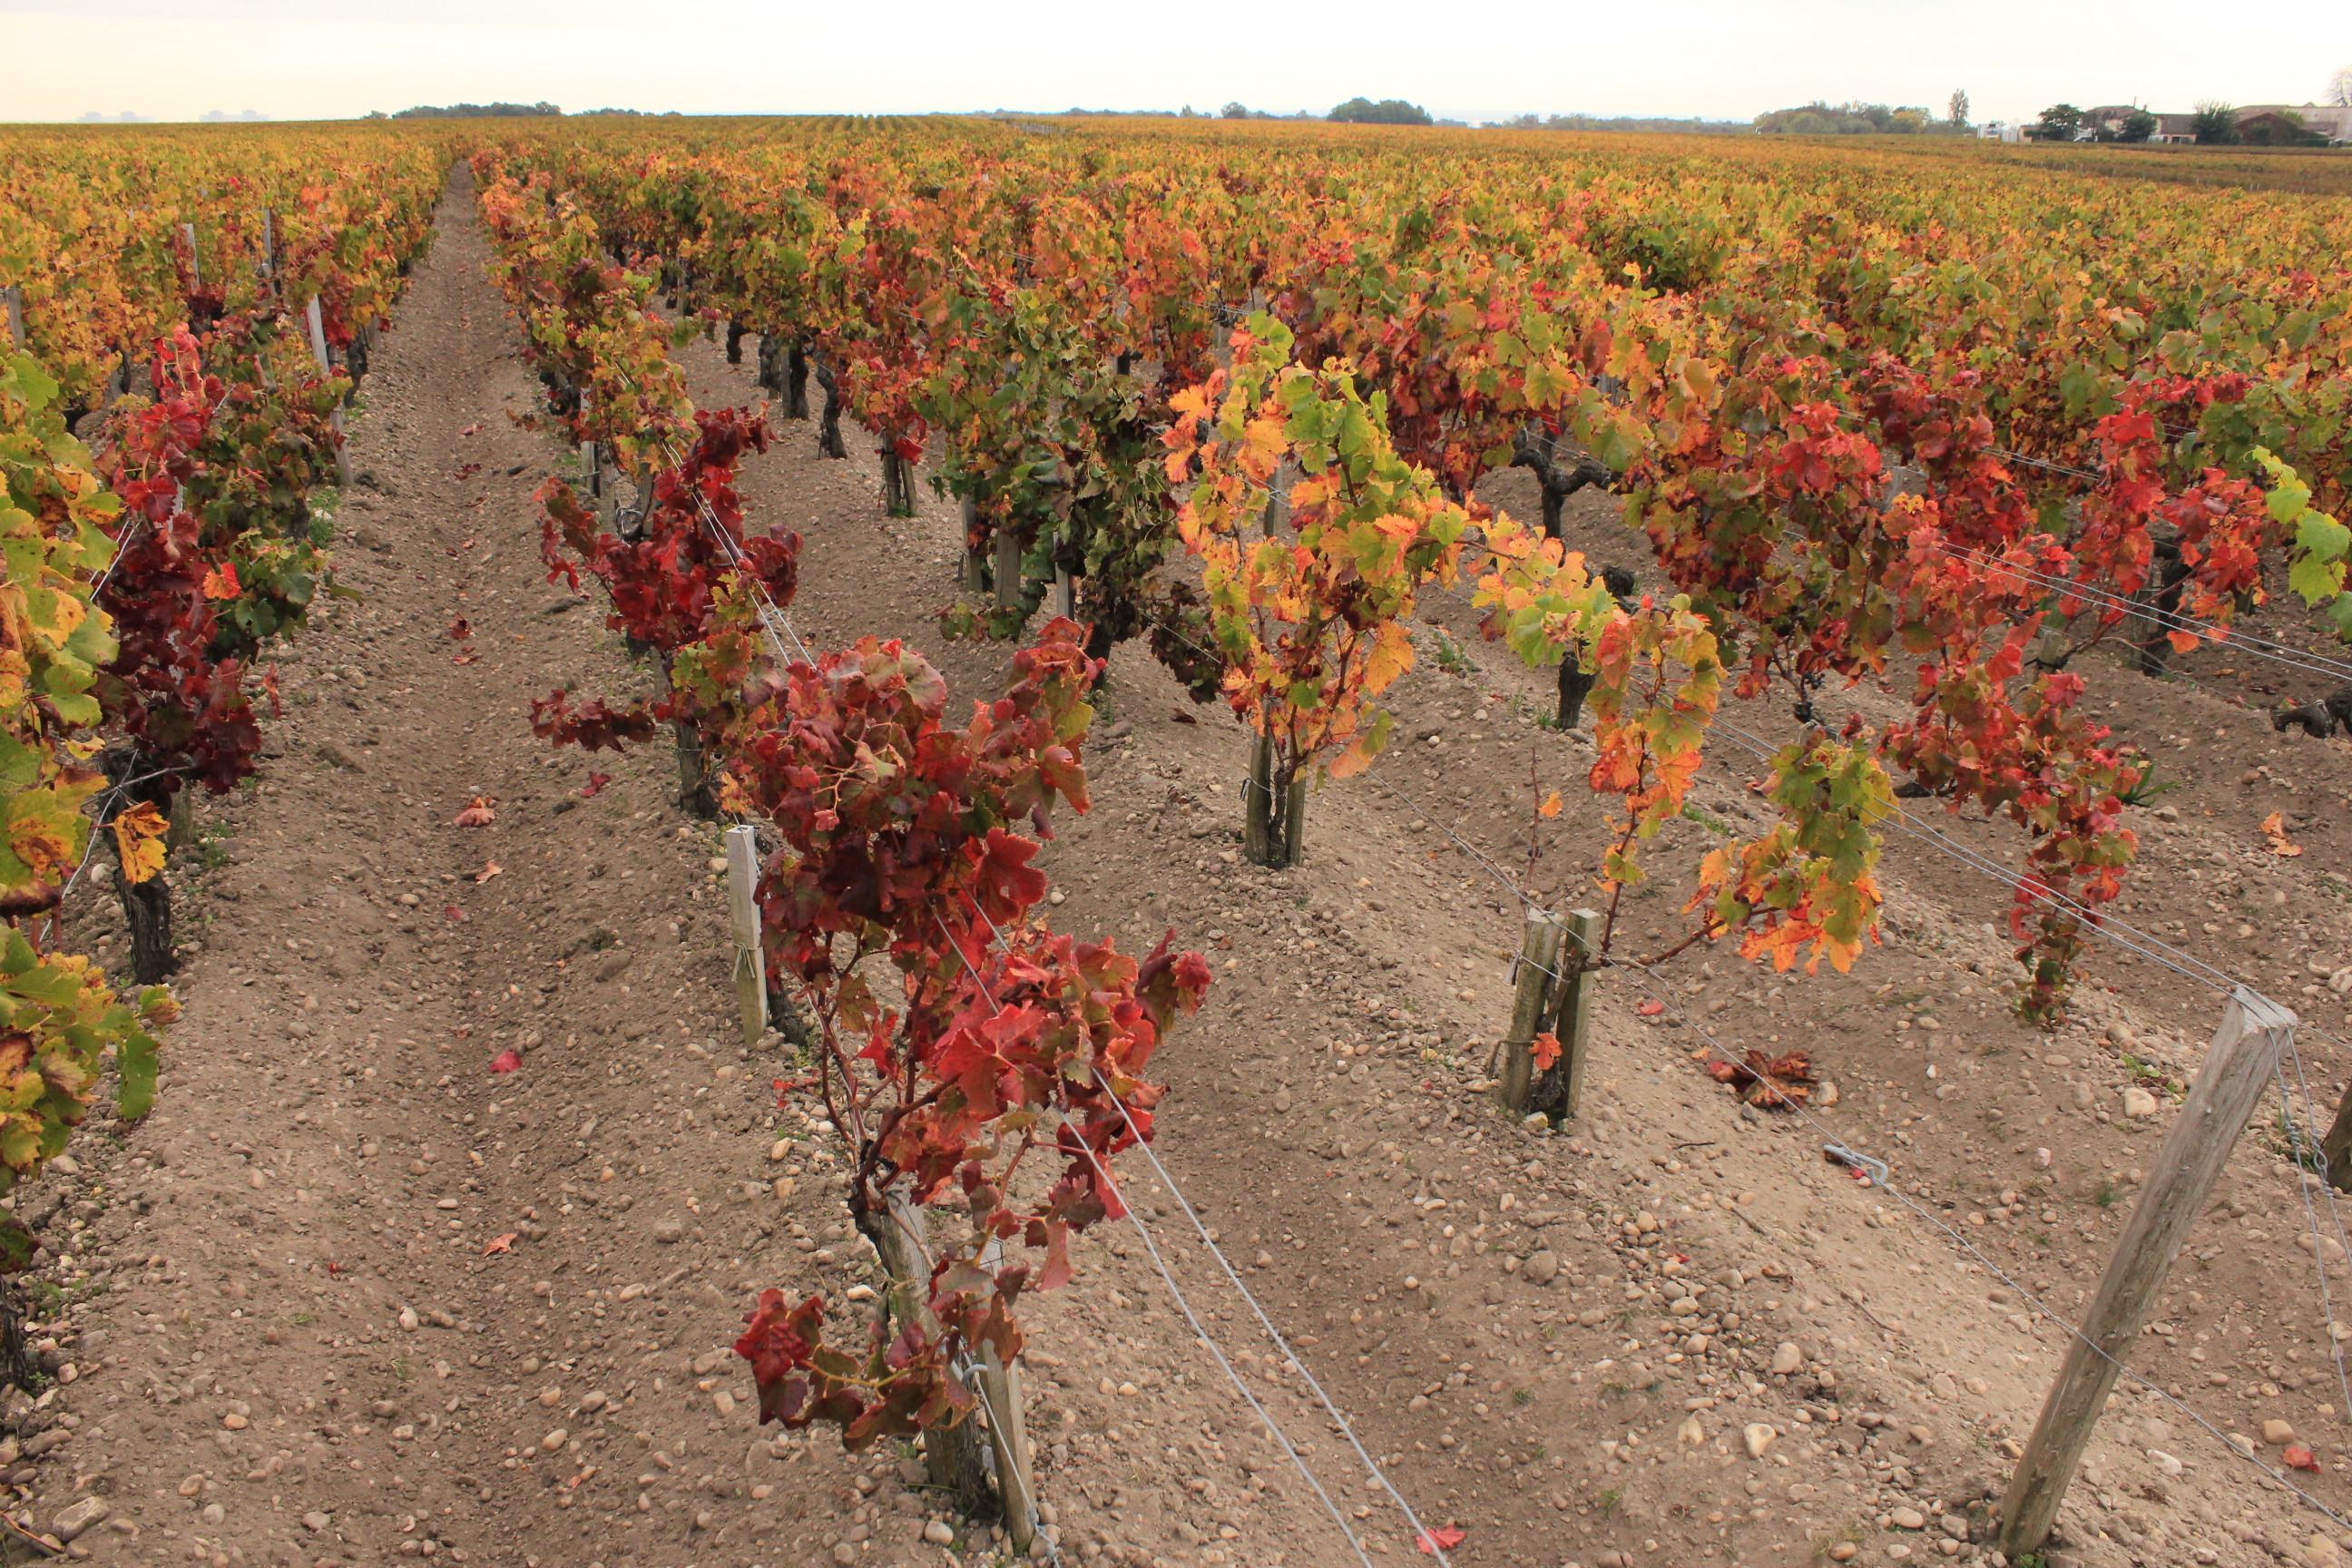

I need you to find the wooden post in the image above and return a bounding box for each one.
[2321,1084,2352,1193]
[3,287,20,351]
[1996,988,2297,1560]
[1549,908,1602,1121]
[181,222,200,289]
[873,1193,993,1510]
[1055,563,1074,621]
[260,210,274,282]
[724,825,768,1051]
[303,297,352,488]
[1497,911,1565,1113]
[976,1341,1037,1553]
[994,525,1022,613]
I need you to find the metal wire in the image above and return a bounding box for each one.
[930,910,1373,1568]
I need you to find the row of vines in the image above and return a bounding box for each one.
[0,125,448,1298]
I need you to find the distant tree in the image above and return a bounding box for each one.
[2190,100,2239,143]
[1328,97,1433,125]
[1754,100,1933,134]
[2026,103,2083,141]
[2329,65,2352,106]
[1948,89,1970,128]
[1219,101,1250,119]
[2118,107,2158,142]
[392,101,559,119]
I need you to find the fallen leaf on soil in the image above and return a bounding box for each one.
[475,861,502,883]
[2286,1445,2320,1472]
[447,616,471,640]
[1416,1526,1465,1553]
[453,796,496,827]
[1530,1032,1561,1072]
[453,652,478,665]
[459,423,483,436]
[1171,710,1198,725]
[482,1233,516,1255]
[489,1049,523,1074]
[2261,811,2302,857]
[455,463,482,479]
[1537,790,1562,818]
[444,906,466,922]
[1637,999,1665,1016]
[1705,1049,1815,1110]
[581,772,611,798]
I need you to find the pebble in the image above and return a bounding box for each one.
[1770,1341,1804,1375]
[1827,1546,1859,1563]
[301,1513,330,1533]
[923,1521,955,1545]
[397,1307,420,1331]
[650,1218,683,1243]
[51,1500,108,1543]
[541,1429,569,1453]
[2122,1086,2159,1119]
[579,1390,608,1413]
[1523,1250,1559,1285]
[2264,1417,2298,1446]
[1676,1415,1705,1445]
[1743,1423,1776,1458]
[1889,1507,1925,1530]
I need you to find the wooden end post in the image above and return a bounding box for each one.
[3,287,21,352]
[976,1340,1037,1553]
[1552,908,1602,1121]
[1498,910,1566,1113]
[303,296,352,488]
[723,825,768,1050]
[1996,987,2297,1559]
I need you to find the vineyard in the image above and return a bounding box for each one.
[0,114,2349,1568]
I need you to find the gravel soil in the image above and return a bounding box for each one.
[10,174,2352,1568]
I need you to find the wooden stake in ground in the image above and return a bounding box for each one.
[303,296,354,488]
[994,525,1022,613]
[1497,910,1564,1114]
[872,1193,993,1511]
[3,286,21,351]
[1519,906,1602,1121]
[723,825,768,1051]
[1240,731,1305,868]
[1996,987,2298,1559]
[976,1341,1037,1553]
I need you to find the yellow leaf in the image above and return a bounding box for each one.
[1538,791,1563,819]
[111,802,169,886]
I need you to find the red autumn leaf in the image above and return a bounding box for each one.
[444,905,466,921]
[201,562,241,600]
[581,772,611,798]
[447,616,472,640]
[1530,1031,1562,1072]
[489,1049,523,1074]
[459,422,483,436]
[1706,1049,1815,1110]
[2286,1445,2320,1472]
[453,796,496,827]
[1637,999,1665,1016]
[453,652,478,665]
[1417,1526,1465,1553]
[482,1232,516,1255]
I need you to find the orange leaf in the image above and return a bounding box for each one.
[2260,811,2302,857]
[453,796,497,827]
[2286,1444,2320,1472]
[1537,790,1563,818]
[1637,999,1665,1016]
[444,905,467,921]
[201,562,241,600]
[1417,1526,1465,1553]
[482,1232,516,1255]
[475,861,503,883]
[1530,1032,1562,1072]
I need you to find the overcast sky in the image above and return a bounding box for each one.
[5,0,2346,128]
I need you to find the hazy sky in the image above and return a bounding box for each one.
[5,0,2347,127]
